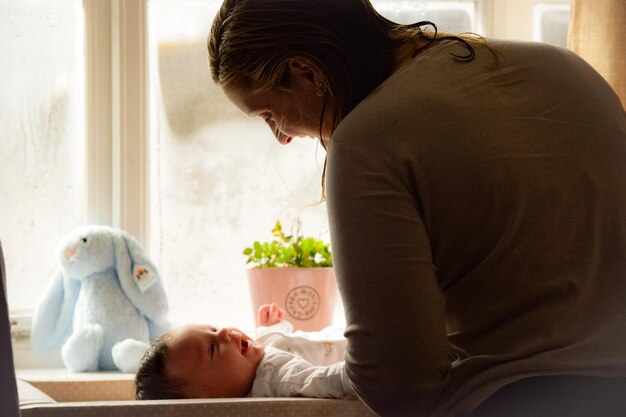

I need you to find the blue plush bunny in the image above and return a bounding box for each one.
[31,225,171,372]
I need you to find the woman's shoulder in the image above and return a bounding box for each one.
[334,37,600,143]
[486,38,588,67]
[330,49,460,151]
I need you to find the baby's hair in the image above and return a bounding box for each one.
[134,332,186,400]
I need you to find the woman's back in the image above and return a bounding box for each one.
[327,39,626,416]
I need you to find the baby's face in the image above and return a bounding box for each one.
[164,324,265,398]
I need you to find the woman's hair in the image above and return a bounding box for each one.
[134,333,186,400]
[209,0,479,133]
[208,0,486,196]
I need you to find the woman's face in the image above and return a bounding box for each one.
[220,76,329,146]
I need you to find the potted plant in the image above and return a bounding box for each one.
[244,219,337,331]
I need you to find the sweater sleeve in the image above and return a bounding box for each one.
[326,140,451,416]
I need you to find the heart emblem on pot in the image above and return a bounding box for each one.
[285,286,321,320]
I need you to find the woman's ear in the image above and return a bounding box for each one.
[287,58,324,92]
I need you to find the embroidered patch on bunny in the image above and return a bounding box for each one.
[133,265,157,292]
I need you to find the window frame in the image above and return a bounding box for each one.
[486,0,570,41]
[85,0,150,245]
[11,0,151,368]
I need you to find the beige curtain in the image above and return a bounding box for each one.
[568,0,626,108]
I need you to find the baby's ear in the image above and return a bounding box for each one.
[113,230,169,326]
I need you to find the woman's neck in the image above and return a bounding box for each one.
[390,36,434,75]
[391,42,417,74]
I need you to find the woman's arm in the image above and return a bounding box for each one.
[327,140,451,416]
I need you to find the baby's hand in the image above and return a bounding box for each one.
[258,303,285,326]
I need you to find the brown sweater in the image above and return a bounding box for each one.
[326,39,626,417]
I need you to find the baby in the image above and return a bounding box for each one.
[134,303,356,400]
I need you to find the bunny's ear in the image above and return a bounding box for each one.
[113,230,169,326]
[31,270,81,353]
[148,318,172,343]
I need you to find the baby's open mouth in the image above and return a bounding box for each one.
[241,339,249,354]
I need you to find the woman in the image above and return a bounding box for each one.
[207,0,626,416]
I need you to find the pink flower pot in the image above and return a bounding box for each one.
[247,267,338,332]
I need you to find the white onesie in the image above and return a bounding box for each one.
[248,321,356,399]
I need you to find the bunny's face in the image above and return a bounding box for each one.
[59,226,116,280]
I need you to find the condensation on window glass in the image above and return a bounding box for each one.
[372,0,477,33]
[0,0,85,311]
[533,3,571,47]
[148,0,335,330]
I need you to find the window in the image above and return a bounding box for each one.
[147,0,569,330]
[4,0,570,367]
[371,0,570,47]
[372,0,480,33]
[148,0,330,329]
[1,0,86,314]
[533,2,571,47]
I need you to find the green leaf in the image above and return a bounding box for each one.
[243,219,333,268]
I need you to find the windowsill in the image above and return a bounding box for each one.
[13,341,65,370]
[16,369,135,402]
